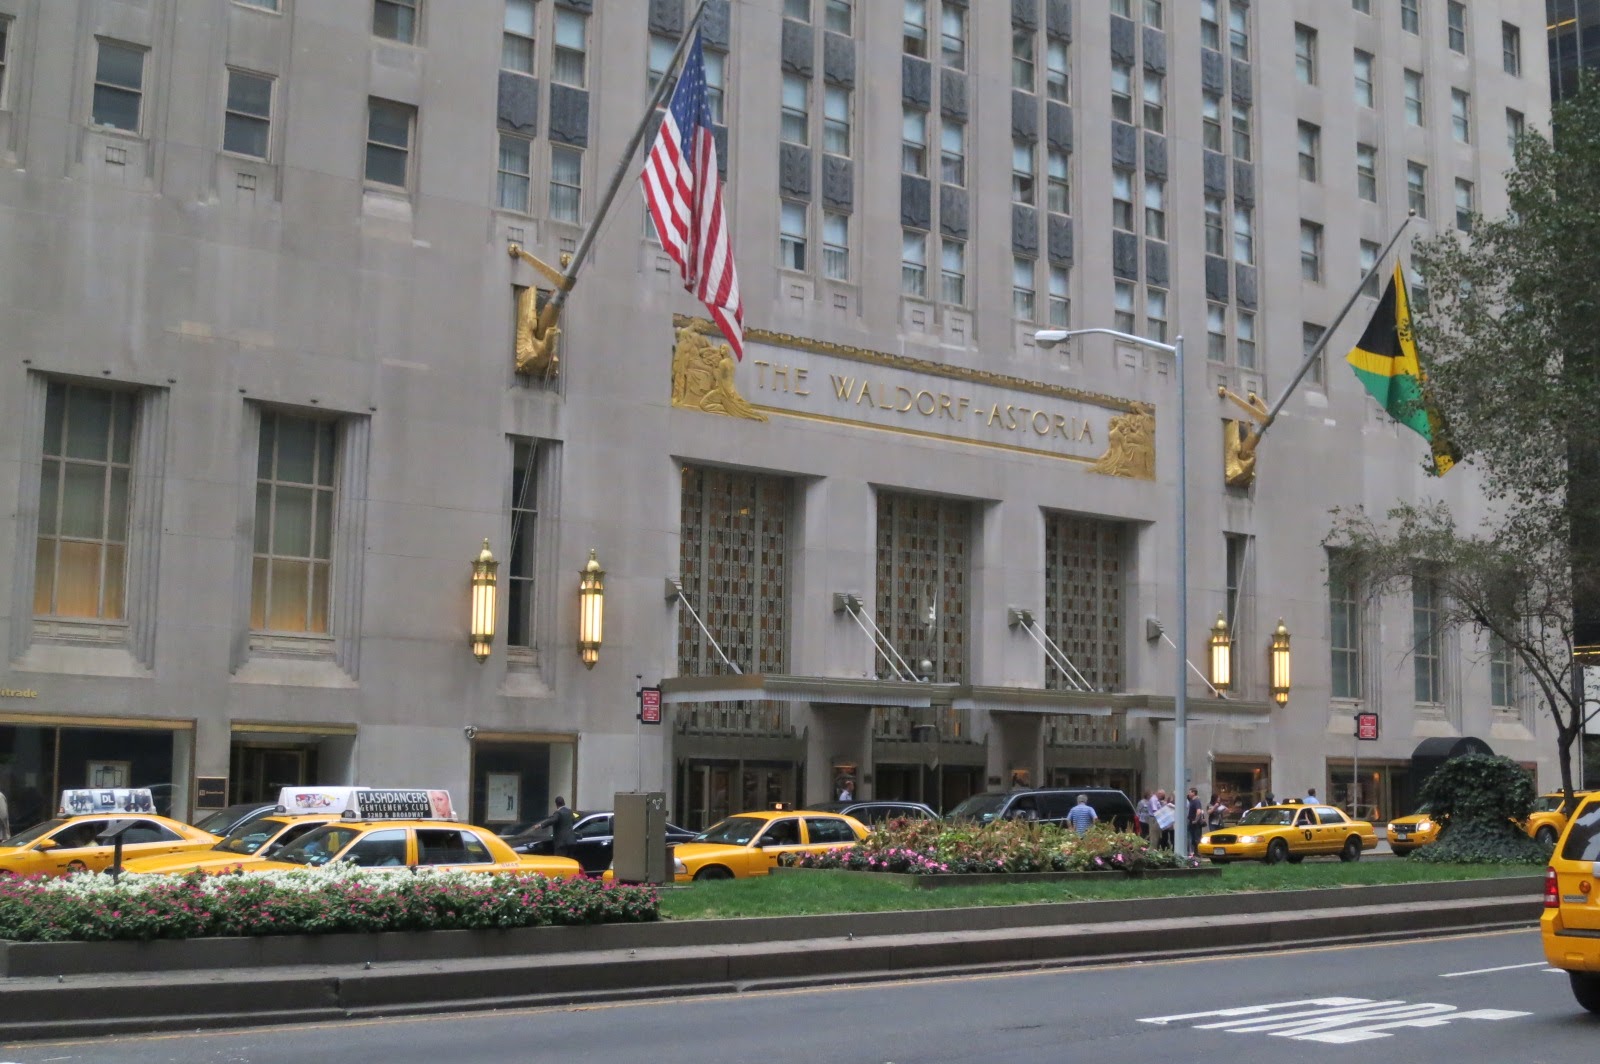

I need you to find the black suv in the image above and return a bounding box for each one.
[811,800,940,824]
[947,788,1137,832]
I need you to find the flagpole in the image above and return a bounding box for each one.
[530,0,711,334]
[1237,211,1415,455]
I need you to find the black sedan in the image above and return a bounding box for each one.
[502,812,698,874]
[810,800,940,825]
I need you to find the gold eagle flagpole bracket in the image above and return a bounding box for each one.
[504,0,712,380]
[1219,211,1415,488]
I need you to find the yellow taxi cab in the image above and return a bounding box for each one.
[1385,805,1442,856]
[1541,794,1600,1012]
[1197,801,1377,865]
[669,808,868,882]
[1525,790,1593,845]
[120,811,342,875]
[0,788,219,877]
[223,787,581,878]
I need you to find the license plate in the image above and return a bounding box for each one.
[1214,847,1227,855]
[1393,831,1408,838]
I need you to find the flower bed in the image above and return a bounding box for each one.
[779,819,1198,875]
[0,867,659,943]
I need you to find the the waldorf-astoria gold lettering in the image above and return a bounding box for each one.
[830,374,853,399]
[897,386,915,412]
[794,368,810,396]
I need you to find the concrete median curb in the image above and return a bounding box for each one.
[0,875,1543,1042]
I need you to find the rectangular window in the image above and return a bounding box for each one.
[1202,93,1222,151]
[941,238,966,305]
[1048,266,1069,326]
[1404,69,1423,125]
[1356,143,1377,201]
[1231,101,1251,161]
[902,0,927,57]
[373,0,418,44]
[1360,239,1380,297]
[1142,72,1164,132]
[1447,1,1466,52]
[236,0,280,8]
[941,6,966,70]
[1011,257,1034,319]
[1297,122,1319,182]
[1201,0,1220,50]
[503,0,535,73]
[1506,108,1525,154]
[703,49,726,124]
[901,107,927,175]
[1012,30,1034,89]
[251,412,336,635]
[647,35,675,93]
[553,9,587,87]
[1401,0,1419,34]
[1303,322,1326,385]
[1413,570,1443,704]
[823,212,849,280]
[1353,49,1374,108]
[1113,281,1136,334]
[1407,161,1428,217]
[1207,303,1227,361]
[825,0,852,35]
[1012,140,1035,205]
[1112,169,1134,232]
[1204,195,1225,255]
[1228,4,1249,61]
[1451,89,1471,142]
[1502,22,1522,76]
[1328,549,1362,699]
[0,18,9,106]
[1490,632,1516,708]
[1237,311,1256,368]
[496,133,531,212]
[1294,24,1317,85]
[1144,0,1163,28]
[1232,204,1253,264]
[223,70,273,159]
[1144,176,1165,240]
[823,84,851,155]
[1111,61,1133,123]
[1300,220,1323,282]
[1111,0,1130,16]
[1224,534,1251,652]
[781,75,809,145]
[1046,37,1069,102]
[780,201,807,271]
[940,122,965,185]
[1353,0,1370,12]
[34,383,135,621]
[550,144,581,222]
[901,228,927,297]
[1047,149,1069,213]
[364,98,413,189]
[1146,287,1168,343]
[507,438,539,648]
[92,41,145,132]
[784,0,810,21]
[1454,179,1474,232]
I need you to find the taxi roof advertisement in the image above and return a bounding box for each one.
[58,788,155,815]
[277,786,454,821]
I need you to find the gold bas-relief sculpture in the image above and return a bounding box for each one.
[1218,387,1270,489]
[508,244,573,379]
[671,326,768,422]
[1090,402,1156,480]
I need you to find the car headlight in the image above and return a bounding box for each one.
[673,858,687,874]
[1234,835,1263,845]
[1418,819,1435,831]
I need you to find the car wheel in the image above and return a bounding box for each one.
[1340,837,1362,862]
[1286,854,1305,864]
[1265,839,1289,864]
[66,860,89,875]
[1571,972,1600,1014]
[693,865,734,881]
[1537,826,1558,846]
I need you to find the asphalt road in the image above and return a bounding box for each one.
[4,929,1589,1064]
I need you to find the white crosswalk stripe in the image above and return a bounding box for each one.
[1140,996,1530,1043]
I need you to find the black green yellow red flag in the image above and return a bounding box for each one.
[1346,265,1458,475]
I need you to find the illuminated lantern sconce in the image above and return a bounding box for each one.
[1270,619,1292,707]
[470,539,498,663]
[577,549,605,669]
[1207,613,1233,692]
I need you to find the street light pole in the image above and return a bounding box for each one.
[1036,327,1189,857]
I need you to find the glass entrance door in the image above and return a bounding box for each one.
[231,746,311,805]
[741,763,793,812]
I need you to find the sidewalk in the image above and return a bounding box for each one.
[0,873,1536,1042]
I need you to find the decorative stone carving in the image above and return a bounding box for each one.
[671,327,767,422]
[1092,403,1156,480]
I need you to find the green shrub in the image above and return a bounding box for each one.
[1420,753,1536,823]
[779,818,1195,874]
[1411,819,1550,865]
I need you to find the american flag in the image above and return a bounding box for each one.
[641,31,744,359]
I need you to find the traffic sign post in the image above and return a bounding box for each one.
[1352,713,1378,821]
[1355,713,1379,740]
[639,686,662,724]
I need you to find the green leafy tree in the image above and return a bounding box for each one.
[1418,753,1535,825]
[1328,81,1600,809]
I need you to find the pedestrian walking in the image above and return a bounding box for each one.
[1186,787,1205,853]
[837,779,854,802]
[0,787,8,840]
[1066,794,1098,835]
[1154,790,1176,849]
[1208,795,1228,831]
[537,796,577,857]
[1304,786,1319,805]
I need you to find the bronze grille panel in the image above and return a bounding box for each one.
[1044,514,1127,691]
[874,492,971,683]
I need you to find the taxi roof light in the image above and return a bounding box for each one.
[58,788,156,817]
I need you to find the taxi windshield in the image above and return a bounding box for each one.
[3,819,67,847]
[272,825,363,866]
[694,817,767,846]
[1531,795,1565,814]
[1560,801,1600,862]
[213,815,288,855]
[1238,808,1296,827]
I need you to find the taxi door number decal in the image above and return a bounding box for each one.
[1303,829,1314,841]
[1140,997,1529,1044]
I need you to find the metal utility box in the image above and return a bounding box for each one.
[612,791,669,884]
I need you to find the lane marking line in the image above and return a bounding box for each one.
[1439,961,1549,978]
